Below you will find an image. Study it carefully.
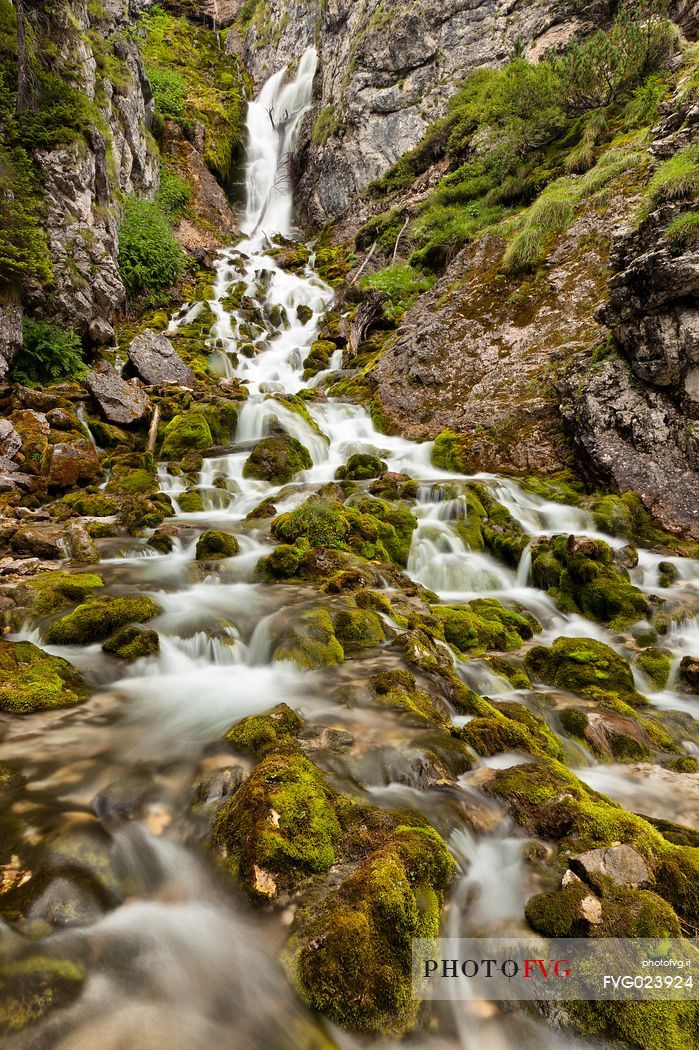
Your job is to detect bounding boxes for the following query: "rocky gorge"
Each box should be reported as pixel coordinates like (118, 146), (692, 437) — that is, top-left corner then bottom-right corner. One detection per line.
(0, 1), (698, 1049)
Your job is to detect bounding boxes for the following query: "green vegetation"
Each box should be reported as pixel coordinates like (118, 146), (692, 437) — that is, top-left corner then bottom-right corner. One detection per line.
(360, 4), (677, 276)
(101, 625), (160, 662)
(666, 211), (699, 252)
(530, 534), (650, 629)
(647, 144), (699, 204)
(141, 4), (248, 187)
(195, 529), (240, 560)
(243, 434), (313, 484)
(46, 595), (162, 645)
(11, 319), (87, 386)
(156, 169), (192, 217)
(359, 264), (435, 321)
(117, 197), (186, 299)
(0, 639), (87, 713)
(525, 636), (649, 708)
(434, 599), (538, 654)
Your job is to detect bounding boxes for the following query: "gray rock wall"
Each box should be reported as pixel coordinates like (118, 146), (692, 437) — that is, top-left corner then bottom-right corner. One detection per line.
(233, 0), (612, 226)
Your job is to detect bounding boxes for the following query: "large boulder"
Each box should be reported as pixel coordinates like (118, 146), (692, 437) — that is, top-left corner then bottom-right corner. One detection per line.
(86, 361), (151, 425)
(45, 440), (102, 491)
(128, 330), (196, 388)
(243, 434), (312, 484)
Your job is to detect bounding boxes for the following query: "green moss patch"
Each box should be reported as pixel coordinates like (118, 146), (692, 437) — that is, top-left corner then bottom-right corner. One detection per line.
(0, 640), (87, 713)
(243, 434), (312, 484)
(46, 595), (162, 646)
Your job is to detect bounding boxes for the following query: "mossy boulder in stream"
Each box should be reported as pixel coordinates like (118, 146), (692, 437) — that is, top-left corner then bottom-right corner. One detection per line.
(434, 599), (538, 653)
(289, 823), (455, 1033)
(160, 413), (213, 458)
(525, 636), (648, 707)
(634, 647), (672, 690)
(370, 669), (452, 728)
(273, 499), (349, 549)
(531, 534), (650, 628)
(333, 608), (385, 651)
(0, 641), (87, 713)
(212, 749), (342, 897)
(102, 625), (160, 662)
(0, 955), (86, 1037)
(525, 883), (681, 938)
(484, 757), (699, 925)
(336, 454), (387, 481)
(344, 496), (417, 566)
(46, 595), (162, 645)
(195, 530), (239, 560)
(272, 608), (344, 669)
(225, 704), (304, 755)
(243, 434), (312, 484)
(19, 571), (104, 616)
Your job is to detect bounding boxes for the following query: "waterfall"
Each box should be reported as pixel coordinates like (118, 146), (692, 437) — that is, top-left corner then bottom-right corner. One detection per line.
(242, 48), (318, 238)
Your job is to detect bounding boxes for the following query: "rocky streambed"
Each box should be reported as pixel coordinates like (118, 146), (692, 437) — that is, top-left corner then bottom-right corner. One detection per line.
(0, 49), (698, 1050)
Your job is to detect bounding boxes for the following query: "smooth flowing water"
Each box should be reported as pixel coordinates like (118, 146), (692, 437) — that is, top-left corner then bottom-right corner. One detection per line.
(2, 49), (698, 1050)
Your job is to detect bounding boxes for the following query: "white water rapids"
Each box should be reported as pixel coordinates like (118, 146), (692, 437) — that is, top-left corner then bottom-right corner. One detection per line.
(2, 49), (698, 1050)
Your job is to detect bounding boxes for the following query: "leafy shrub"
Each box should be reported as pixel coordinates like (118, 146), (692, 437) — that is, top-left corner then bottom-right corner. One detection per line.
(12, 319), (87, 386)
(118, 197), (185, 297)
(156, 170), (191, 216)
(360, 265), (435, 321)
(550, 8), (677, 114)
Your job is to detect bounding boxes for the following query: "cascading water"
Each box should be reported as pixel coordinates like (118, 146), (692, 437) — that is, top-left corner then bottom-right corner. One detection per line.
(2, 48), (698, 1050)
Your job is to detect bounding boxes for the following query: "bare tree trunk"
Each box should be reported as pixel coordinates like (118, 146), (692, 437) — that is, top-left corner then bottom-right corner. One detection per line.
(16, 0), (34, 114)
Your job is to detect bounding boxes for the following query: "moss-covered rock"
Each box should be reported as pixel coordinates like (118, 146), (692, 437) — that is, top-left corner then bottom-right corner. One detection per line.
(243, 434), (312, 484)
(333, 608), (385, 652)
(0, 955), (86, 1037)
(451, 483), (529, 567)
(525, 884), (681, 938)
(371, 669), (451, 728)
(0, 641), (87, 713)
(161, 413), (213, 458)
(290, 823), (454, 1033)
(273, 499), (349, 549)
(225, 704), (303, 755)
(20, 571), (104, 616)
(61, 493), (120, 517)
(272, 609), (344, 670)
(336, 454), (387, 481)
(484, 757), (699, 925)
(569, 999), (698, 1050)
(212, 749), (342, 897)
(344, 495), (417, 567)
(46, 595), (162, 645)
(195, 530), (239, 560)
(434, 598), (538, 654)
(531, 534), (650, 628)
(177, 489), (204, 513)
(634, 647), (672, 690)
(101, 625), (159, 662)
(303, 339), (335, 379)
(525, 636), (648, 707)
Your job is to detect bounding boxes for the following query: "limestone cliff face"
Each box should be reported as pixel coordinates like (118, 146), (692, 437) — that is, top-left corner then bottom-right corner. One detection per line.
(24, 1), (159, 346)
(233, 0), (614, 227)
